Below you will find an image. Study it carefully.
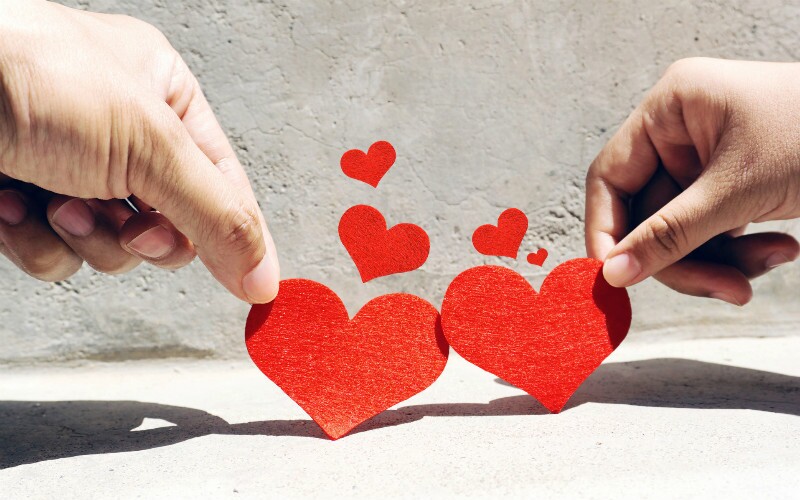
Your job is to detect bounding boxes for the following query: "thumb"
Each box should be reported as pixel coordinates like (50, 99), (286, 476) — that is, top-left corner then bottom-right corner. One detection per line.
(127, 100), (279, 303)
(602, 179), (743, 288)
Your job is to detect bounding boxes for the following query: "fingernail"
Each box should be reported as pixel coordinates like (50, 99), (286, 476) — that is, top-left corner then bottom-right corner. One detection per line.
(243, 254), (280, 304)
(765, 252), (792, 269)
(0, 191), (27, 225)
(52, 199), (96, 237)
(128, 226), (174, 259)
(603, 253), (642, 287)
(710, 292), (742, 306)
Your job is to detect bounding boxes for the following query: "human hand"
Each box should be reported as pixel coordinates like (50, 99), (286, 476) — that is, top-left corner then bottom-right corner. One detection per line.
(0, 0), (279, 303)
(586, 58), (800, 305)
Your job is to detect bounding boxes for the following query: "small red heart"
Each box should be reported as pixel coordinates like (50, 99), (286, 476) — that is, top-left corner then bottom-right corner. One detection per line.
(527, 248), (548, 266)
(340, 141), (396, 188)
(246, 279), (448, 440)
(471, 208), (528, 258)
(339, 205), (430, 282)
(441, 258), (631, 413)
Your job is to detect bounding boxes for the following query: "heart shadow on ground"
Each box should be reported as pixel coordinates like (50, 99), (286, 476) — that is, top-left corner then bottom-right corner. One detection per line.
(1, 358), (798, 469)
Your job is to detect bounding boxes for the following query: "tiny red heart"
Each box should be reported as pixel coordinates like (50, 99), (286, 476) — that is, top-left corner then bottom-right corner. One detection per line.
(246, 279), (448, 440)
(441, 258), (631, 413)
(471, 208), (528, 259)
(340, 141), (396, 188)
(339, 205), (430, 282)
(526, 248), (548, 266)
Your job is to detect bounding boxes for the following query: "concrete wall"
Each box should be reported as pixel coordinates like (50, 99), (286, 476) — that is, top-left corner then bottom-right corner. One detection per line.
(2, 0), (798, 364)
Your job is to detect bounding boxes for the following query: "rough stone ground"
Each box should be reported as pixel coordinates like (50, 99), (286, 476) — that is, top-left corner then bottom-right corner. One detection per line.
(1, 334), (798, 498)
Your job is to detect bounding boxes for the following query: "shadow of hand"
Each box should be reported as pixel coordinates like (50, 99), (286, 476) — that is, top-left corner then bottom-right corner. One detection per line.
(2, 358), (797, 469)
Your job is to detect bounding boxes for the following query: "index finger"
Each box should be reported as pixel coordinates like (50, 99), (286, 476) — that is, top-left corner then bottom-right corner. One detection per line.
(585, 106), (660, 260)
(167, 67), (281, 284)
(128, 96), (278, 304)
(166, 65), (259, 201)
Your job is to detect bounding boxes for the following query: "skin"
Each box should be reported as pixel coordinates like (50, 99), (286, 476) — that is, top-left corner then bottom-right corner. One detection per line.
(586, 57), (800, 305)
(0, 0), (279, 303)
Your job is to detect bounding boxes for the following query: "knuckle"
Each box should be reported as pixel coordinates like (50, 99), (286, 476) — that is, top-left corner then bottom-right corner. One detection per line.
(23, 252), (82, 282)
(87, 256), (139, 276)
(586, 159), (599, 183)
(125, 98), (183, 201)
(120, 14), (172, 46)
(132, 98), (178, 149)
(220, 205), (263, 258)
(154, 254), (196, 272)
(664, 57), (704, 80)
(643, 212), (688, 258)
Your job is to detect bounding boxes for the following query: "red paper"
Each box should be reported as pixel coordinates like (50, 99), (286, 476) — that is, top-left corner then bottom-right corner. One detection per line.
(527, 248), (548, 266)
(440, 258), (631, 413)
(340, 141), (396, 188)
(339, 205), (430, 282)
(246, 279), (448, 440)
(471, 208), (528, 258)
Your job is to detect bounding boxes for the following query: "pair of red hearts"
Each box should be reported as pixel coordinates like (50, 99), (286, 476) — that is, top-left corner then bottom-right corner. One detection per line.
(245, 258), (631, 440)
(339, 141), (430, 282)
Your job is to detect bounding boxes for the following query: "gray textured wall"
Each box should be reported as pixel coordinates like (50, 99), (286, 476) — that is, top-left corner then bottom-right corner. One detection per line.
(2, 0), (799, 364)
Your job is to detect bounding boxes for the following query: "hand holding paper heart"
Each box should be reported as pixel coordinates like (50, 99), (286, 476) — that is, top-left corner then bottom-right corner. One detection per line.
(586, 59), (800, 303)
(0, 1), (279, 305)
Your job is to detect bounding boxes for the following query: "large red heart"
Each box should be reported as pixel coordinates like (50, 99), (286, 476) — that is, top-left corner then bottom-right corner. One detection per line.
(440, 258), (631, 413)
(339, 205), (430, 282)
(340, 141), (396, 188)
(471, 208), (528, 258)
(246, 279), (448, 440)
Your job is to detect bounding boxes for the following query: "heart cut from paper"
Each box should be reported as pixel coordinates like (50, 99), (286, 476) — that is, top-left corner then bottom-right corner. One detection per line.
(471, 208), (528, 258)
(527, 248), (548, 266)
(440, 258), (631, 413)
(246, 279), (448, 440)
(340, 140), (396, 188)
(339, 204), (430, 282)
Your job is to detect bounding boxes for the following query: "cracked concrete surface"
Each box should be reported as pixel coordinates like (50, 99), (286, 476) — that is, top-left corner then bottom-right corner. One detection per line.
(1, 1), (800, 363)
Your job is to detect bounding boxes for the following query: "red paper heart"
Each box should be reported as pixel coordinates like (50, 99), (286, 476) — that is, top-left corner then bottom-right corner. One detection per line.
(339, 205), (430, 282)
(527, 248), (548, 266)
(246, 279), (448, 440)
(340, 141), (396, 188)
(471, 208), (528, 258)
(440, 258), (631, 413)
